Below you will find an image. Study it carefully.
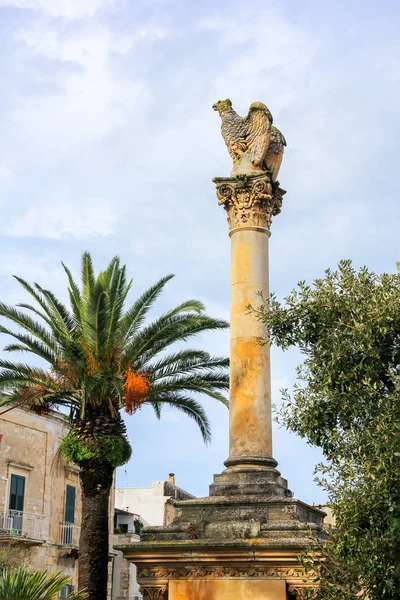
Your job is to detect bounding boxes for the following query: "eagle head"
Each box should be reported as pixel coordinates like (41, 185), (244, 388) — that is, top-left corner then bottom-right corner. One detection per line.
(248, 101), (273, 123)
(212, 99), (233, 114)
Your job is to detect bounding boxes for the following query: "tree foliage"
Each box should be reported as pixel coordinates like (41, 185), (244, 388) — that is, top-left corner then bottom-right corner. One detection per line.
(253, 260), (400, 599)
(0, 252), (229, 453)
(0, 252), (229, 600)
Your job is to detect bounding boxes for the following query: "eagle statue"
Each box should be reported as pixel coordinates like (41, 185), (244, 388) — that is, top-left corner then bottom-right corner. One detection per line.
(212, 99), (286, 180)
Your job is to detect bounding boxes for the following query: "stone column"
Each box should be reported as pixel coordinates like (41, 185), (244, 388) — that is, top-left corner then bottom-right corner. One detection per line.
(214, 174), (285, 470)
(120, 103), (327, 600)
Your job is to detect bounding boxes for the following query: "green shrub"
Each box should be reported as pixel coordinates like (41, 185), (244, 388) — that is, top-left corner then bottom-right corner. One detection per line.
(60, 431), (131, 468)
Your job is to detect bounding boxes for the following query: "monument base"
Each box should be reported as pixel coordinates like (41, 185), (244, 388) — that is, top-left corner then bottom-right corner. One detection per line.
(210, 454), (288, 496)
(170, 578), (286, 600)
(119, 461), (327, 599)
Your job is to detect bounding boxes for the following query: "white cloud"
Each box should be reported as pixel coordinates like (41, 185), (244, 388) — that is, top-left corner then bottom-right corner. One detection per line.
(0, 165), (13, 183)
(0, 251), (68, 307)
(1, 196), (121, 239)
(7, 22), (150, 161)
(199, 7), (318, 96)
(0, 166), (15, 207)
(0, 0), (116, 18)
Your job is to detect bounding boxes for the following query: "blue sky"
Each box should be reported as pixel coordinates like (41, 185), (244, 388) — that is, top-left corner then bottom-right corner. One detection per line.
(0, 0), (399, 505)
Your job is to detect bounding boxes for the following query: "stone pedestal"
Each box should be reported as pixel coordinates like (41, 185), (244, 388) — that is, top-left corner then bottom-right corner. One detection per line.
(119, 173), (326, 599)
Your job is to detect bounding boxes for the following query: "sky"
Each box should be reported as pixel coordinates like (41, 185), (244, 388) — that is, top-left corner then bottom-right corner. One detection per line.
(0, 0), (399, 506)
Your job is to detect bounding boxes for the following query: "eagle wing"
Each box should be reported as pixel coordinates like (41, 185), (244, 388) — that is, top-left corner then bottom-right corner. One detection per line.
(265, 126), (286, 181)
(246, 106), (272, 167)
(220, 110), (248, 154)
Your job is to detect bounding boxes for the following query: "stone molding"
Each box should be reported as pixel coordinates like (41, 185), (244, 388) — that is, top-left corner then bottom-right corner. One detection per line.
(138, 585), (168, 600)
(6, 459), (34, 470)
(137, 566), (309, 580)
(224, 455), (278, 469)
(213, 174), (285, 233)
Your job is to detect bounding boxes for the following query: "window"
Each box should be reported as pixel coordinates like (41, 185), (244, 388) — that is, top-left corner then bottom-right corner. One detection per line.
(64, 485), (76, 524)
(9, 474), (25, 535)
(63, 485), (76, 545)
(60, 584), (74, 599)
(9, 474), (25, 512)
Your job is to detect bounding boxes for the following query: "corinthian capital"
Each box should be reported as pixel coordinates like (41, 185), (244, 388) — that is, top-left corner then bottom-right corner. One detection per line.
(213, 173), (285, 234)
(138, 585), (168, 600)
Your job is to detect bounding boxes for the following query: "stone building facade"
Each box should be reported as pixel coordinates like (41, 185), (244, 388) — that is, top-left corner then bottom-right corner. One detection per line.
(116, 475), (195, 527)
(113, 476), (194, 600)
(0, 406), (114, 598)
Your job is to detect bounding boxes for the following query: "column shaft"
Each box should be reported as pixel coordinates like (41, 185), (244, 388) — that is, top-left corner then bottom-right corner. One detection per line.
(229, 228), (272, 460)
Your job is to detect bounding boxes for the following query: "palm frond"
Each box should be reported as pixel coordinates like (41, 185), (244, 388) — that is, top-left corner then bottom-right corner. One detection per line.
(107, 264), (131, 347)
(0, 567), (85, 599)
(120, 274), (175, 340)
(0, 325), (56, 363)
(150, 350), (229, 379)
(81, 252), (96, 305)
(125, 313), (228, 367)
(17, 303), (52, 327)
(0, 303), (58, 353)
(13, 276), (53, 322)
(146, 394), (212, 442)
(62, 262), (82, 325)
(0, 359), (52, 381)
(149, 375), (229, 406)
(35, 284), (75, 338)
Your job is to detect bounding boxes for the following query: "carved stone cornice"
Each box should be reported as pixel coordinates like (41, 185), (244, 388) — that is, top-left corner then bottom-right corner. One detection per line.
(213, 174), (285, 234)
(138, 585), (168, 600)
(137, 566), (309, 580)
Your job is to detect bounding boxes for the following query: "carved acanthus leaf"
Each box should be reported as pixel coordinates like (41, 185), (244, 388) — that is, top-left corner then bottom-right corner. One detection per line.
(138, 585), (168, 600)
(214, 175), (285, 232)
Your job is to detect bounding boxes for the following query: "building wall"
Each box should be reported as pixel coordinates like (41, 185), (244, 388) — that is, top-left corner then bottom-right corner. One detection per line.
(320, 504), (336, 527)
(0, 408), (82, 591)
(116, 480), (195, 527)
(114, 480), (195, 599)
(115, 482), (167, 526)
(0, 407), (115, 598)
(115, 513), (135, 531)
(112, 533), (141, 600)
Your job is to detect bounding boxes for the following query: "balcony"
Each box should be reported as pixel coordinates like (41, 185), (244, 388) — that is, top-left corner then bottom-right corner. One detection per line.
(59, 522), (80, 547)
(0, 509), (48, 545)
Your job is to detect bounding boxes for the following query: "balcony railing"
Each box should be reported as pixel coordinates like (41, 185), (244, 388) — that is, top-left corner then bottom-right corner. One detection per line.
(59, 522), (80, 546)
(0, 509), (48, 541)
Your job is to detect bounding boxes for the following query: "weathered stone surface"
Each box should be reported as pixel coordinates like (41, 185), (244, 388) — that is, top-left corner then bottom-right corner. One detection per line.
(138, 492), (325, 543)
(117, 482), (326, 595)
(212, 100), (286, 181)
(169, 578), (287, 600)
(209, 464), (288, 497)
(214, 175), (284, 233)
(216, 174), (280, 468)
(118, 107), (324, 598)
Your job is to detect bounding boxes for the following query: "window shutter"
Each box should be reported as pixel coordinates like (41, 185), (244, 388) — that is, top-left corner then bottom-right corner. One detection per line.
(64, 485), (76, 524)
(9, 475), (25, 511)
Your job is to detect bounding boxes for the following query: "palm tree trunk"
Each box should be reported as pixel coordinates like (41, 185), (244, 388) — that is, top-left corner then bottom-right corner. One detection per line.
(78, 458), (114, 600)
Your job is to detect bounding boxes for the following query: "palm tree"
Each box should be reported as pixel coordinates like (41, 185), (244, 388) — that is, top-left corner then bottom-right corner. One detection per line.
(0, 567), (85, 599)
(0, 253), (229, 600)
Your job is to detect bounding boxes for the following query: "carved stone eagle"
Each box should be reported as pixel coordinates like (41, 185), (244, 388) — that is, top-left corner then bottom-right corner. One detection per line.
(212, 99), (286, 180)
